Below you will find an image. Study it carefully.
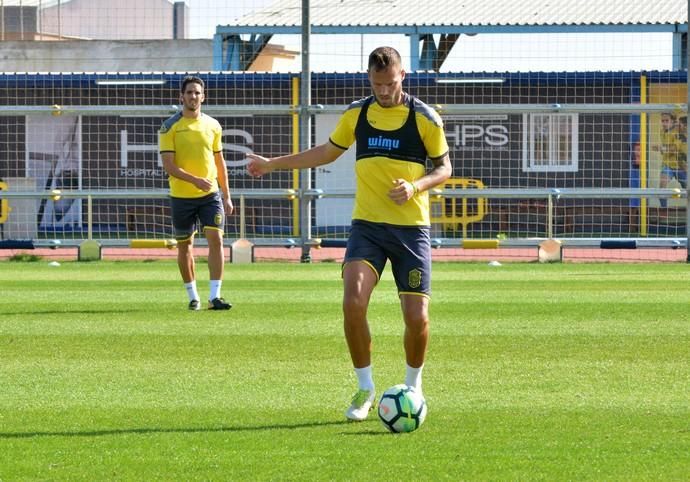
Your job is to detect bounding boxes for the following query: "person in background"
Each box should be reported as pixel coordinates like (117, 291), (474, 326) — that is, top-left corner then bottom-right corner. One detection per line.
(629, 141), (641, 232)
(159, 76), (233, 311)
(657, 113), (686, 210)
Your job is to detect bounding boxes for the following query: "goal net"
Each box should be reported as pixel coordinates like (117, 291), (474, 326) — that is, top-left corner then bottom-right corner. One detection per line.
(0, 0), (687, 263)
(0, 71), (685, 254)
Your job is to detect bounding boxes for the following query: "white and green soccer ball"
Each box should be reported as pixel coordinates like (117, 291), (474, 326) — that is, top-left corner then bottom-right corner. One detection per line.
(377, 384), (427, 433)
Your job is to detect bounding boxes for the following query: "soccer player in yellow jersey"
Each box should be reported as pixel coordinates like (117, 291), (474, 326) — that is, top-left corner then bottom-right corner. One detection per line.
(247, 47), (452, 421)
(159, 76), (233, 310)
(656, 112), (687, 208)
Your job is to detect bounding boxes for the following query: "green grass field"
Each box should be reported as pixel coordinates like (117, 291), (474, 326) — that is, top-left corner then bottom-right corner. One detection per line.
(1, 259), (689, 480)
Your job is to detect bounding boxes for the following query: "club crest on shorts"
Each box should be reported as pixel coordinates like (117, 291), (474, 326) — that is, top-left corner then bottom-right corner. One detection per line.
(408, 268), (422, 289)
(214, 213), (223, 226)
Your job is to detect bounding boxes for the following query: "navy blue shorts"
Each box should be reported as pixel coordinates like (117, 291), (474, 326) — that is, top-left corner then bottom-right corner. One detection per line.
(169, 191), (225, 241)
(344, 219), (431, 296)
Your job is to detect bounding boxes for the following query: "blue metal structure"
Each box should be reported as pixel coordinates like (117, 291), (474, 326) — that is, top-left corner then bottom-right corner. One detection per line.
(214, 23), (689, 72)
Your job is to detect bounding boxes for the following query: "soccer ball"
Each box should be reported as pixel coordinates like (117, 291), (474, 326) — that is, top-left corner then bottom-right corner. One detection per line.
(377, 384), (427, 433)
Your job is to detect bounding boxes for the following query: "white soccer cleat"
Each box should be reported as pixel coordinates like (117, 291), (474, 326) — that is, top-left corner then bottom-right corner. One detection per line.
(345, 388), (376, 421)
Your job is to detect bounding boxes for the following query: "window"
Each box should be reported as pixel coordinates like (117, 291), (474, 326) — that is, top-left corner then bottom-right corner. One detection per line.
(523, 113), (578, 172)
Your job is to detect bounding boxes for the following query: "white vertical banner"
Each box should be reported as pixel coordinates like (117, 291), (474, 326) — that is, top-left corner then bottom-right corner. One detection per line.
(25, 115), (83, 229)
(314, 114), (355, 229)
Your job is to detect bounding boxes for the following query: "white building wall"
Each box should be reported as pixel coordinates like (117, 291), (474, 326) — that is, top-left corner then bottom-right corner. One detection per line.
(40, 0), (179, 40)
(0, 39), (213, 72)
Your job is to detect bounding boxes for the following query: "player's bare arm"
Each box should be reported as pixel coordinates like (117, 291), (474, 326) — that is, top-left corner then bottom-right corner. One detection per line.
(388, 153), (452, 205)
(162, 152), (214, 192)
(247, 141), (344, 177)
(214, 151), (234, 215)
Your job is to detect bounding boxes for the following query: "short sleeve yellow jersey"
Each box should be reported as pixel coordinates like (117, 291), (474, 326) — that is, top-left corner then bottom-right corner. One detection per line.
(660, 127), (684, 170)
(329, 94), (448, 226)
(159, 113), (223, 198)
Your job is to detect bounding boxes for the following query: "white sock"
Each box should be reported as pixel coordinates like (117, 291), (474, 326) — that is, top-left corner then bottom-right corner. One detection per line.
(354, 366), (374, 391)
(405, 363), (424, 392)
(184, 281), (199, 302)
(209, 279), (222, 300)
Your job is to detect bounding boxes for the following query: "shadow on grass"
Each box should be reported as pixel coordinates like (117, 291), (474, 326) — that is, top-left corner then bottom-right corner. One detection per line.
(2, 309), (141, 316)
(0, 420), (355, 439)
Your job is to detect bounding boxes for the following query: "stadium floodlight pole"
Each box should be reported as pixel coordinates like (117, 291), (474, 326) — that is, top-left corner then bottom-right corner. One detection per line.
(298, 0), (312, 263)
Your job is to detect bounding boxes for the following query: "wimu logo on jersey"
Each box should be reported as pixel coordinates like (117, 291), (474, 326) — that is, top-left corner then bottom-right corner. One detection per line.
(368, 135), (400, 151)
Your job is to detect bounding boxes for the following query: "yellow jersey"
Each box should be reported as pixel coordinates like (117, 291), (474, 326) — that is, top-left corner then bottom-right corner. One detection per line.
(329, 94), (449, 226)
(159, 113), (223, 198)
(660, 127), (684, 170)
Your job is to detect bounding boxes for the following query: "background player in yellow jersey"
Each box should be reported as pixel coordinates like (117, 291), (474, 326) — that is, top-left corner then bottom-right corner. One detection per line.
(247, 47), (452, 421)
(159, 76), (233, 310)
(656, 112), (687, 209)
